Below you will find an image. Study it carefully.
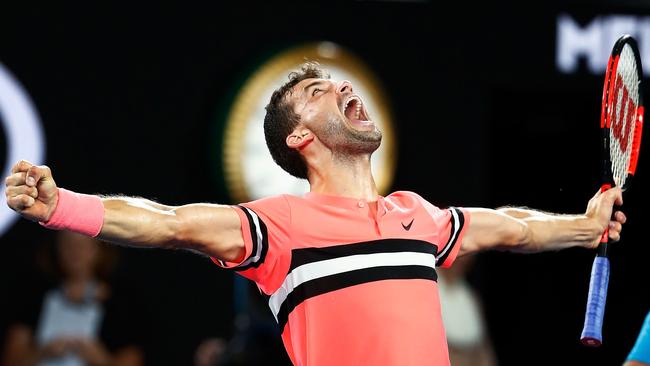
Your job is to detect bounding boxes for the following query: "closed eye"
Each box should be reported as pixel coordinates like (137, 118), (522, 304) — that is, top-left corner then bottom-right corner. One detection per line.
(312, 88), (322, 96)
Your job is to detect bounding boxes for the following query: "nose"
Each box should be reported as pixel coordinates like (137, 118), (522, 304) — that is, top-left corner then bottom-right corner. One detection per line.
(337, 80), (353, 95)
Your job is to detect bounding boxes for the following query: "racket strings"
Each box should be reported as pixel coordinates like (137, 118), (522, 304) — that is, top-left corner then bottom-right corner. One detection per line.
(610, 45), (640, 188)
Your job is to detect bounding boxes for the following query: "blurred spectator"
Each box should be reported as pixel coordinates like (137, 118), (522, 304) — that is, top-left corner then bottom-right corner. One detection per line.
(624, 310), (650, 366)
(194, 279), (290, 366)
(438, 255), (497, 366)
(194, 336), (227, 366)
(2, 231), (144, 366)
(194, 320), (287, 366)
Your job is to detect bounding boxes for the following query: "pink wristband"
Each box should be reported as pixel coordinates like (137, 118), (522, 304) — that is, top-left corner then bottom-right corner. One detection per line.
(39, 188), (105, 237)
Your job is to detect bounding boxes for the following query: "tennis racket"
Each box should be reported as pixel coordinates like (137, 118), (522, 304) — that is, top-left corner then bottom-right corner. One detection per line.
(580, 34), (644, 347)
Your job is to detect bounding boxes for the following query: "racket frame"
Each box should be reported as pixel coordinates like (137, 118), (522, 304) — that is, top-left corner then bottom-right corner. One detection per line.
(581, 34), (644, 347)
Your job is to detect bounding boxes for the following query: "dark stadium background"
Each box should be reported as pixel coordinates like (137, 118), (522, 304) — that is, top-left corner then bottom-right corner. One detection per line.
(1, 2), (648, 365)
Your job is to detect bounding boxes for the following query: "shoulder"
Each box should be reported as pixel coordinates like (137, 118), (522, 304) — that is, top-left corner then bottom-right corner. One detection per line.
(387, 191), (468, 227)
(387, 190), (421, 201)
(240, 194), (293, 211)
(236, 194), (299, 229)
(387, 191), (439, 209)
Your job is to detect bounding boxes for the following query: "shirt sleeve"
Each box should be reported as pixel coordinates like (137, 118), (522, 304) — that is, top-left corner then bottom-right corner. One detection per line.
(415, 194), (470, 268)
(210, 195), (291, 293)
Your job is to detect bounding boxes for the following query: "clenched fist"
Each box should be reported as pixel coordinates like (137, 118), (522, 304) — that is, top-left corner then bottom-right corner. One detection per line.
(5, 160), (58, 222)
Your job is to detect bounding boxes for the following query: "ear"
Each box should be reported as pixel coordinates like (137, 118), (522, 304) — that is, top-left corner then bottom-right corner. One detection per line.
(286, 127), (314, 149)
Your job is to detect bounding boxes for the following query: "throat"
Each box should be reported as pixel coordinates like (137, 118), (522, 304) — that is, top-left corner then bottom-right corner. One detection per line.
(307, 156), (378, 201)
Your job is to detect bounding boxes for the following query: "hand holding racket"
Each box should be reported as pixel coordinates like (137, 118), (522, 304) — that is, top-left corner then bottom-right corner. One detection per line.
(581, 34), (644, 347)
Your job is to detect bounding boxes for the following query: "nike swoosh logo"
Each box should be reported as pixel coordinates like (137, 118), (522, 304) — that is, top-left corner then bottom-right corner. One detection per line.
(402, 218), (414, 231)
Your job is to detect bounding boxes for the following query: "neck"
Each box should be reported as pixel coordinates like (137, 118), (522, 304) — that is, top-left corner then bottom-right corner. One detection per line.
(307, 152), (378, 201)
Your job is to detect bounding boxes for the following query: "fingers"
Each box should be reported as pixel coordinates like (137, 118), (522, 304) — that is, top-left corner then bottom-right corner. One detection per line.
(5, 172), (37, 208)
(5, 172), (26, 187)
(600, 186), (623, 205)
(590, 186), (623, 211)
(614, 210), (627, 224)
(608, 221), (621, 241)
(8, 161), (51, 187)
(25, 165), (51, 187)
(612, 187), (623, 206)
(11, 159), (33, 174)
(609, 220), (622, 233)
(4, 161), (57, 223)
(8, 194), (35, 210)
(608, 213), (625, 242)
(6, 185), (38, 199)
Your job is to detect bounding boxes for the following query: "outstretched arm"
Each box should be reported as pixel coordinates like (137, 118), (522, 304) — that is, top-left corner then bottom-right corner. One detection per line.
(100, 197), (245, 261)
(5, 160), (245, 262)
(459, 187), (626, 256)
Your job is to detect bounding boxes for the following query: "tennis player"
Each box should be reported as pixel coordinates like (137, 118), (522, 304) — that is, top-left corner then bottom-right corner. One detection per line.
(6, 62), (626, 366)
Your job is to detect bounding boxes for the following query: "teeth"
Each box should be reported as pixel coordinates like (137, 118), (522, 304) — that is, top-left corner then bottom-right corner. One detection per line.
(344, 96), (363, 120)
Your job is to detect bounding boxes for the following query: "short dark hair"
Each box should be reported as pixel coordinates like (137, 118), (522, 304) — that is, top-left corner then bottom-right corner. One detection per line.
(264, 62), (329, 179)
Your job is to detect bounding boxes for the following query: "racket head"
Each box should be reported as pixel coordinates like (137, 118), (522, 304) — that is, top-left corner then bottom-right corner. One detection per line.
(601, 34), (644, 191)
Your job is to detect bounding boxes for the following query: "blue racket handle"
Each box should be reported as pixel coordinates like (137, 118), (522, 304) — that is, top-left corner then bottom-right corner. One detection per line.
(580, 256), (610, 346)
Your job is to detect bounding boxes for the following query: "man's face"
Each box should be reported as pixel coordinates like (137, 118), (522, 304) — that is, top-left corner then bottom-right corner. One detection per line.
(288, 78), (382, 154)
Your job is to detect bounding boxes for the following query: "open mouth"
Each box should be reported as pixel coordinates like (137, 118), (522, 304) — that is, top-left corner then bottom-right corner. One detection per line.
(342, 95), (372, 128)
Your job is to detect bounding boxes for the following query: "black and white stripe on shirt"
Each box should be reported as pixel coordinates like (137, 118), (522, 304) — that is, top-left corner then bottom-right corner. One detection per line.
(268, 239), (439, 329)
(435, 207), (465, 265)
(220, 205), (268, 270)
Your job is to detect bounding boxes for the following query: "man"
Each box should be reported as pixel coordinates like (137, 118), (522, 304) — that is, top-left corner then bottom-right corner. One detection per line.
(6, 62), (626, 366)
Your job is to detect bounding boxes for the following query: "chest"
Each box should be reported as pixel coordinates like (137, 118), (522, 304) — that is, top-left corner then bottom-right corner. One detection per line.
(290, 203), (440, 248)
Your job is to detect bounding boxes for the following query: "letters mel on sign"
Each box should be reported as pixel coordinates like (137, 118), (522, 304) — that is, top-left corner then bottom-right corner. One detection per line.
(556, 14), (650, 76)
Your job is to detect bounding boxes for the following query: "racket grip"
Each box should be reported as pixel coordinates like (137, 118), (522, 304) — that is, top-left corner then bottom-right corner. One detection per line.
(580, 256), (610, 346)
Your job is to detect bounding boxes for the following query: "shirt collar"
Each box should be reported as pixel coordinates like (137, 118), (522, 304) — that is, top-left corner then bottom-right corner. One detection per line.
(303, 192), (389, 215)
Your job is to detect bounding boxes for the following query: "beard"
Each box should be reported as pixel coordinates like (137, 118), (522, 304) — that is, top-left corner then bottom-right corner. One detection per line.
(315, 114), (382, 156)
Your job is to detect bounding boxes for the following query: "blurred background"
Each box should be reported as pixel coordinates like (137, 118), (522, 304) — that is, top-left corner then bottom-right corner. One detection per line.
(1, 1), (649, 365)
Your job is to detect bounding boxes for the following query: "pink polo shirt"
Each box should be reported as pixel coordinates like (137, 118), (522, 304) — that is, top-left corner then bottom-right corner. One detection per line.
(212, 191), (470, 366)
